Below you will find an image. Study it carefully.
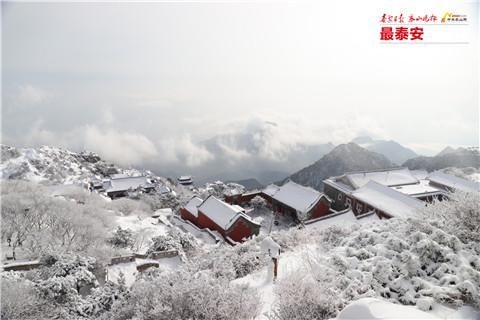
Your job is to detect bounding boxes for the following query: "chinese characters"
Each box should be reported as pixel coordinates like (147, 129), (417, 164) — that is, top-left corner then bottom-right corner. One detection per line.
(380, 26), (423, 41)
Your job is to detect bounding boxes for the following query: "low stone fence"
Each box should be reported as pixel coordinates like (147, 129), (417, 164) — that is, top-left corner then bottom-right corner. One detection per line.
(148, 250), (179, 259)
(110, 255), (136, 265)
(110, 250), (179, 266)
(136, 261), (160, 272)
(2, 260), (42, 272)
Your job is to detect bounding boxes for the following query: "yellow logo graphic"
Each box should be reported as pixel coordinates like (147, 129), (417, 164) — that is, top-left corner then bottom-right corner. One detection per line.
(441, 12), (467, 23)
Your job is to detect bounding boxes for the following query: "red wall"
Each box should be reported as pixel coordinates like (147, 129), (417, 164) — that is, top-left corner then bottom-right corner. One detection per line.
(197, 210), (258, 243)
(226, 217), (259, 242)
(180, 208), (198, 225)
(307, 198), (331, 220)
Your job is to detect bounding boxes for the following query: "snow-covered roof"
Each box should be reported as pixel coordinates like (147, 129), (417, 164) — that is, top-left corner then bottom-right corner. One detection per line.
(104, 176), (153, 193)
(184, 197), (203, 217)
(243, 190), (262, 197)
(263, 184), (280, 197)
(428, 171), (480, 193)
(352, 181), (424, 219)
(305, 209), (379, 230)
(271, 181), (324, 213)
(344, 168), (419, 189)
(306, 210), (358, 229)
(197, 195), (259, 230)
(390, 179), (444, 197)
(411, 169), (428, 180)
(178, 175), (192, 181)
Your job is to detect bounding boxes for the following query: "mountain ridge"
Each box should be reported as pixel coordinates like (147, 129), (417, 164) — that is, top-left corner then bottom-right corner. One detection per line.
(352, 136), (417, 164)
(287, 142), (395, 191)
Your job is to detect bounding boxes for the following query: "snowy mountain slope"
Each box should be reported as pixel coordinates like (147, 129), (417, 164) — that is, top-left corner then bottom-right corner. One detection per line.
(0, 145), (256, 212)
(403, 147), (480, 172)
(287, 143), (394, 191)
(1, 144), (124, 184)
(352, 136), (418, 164)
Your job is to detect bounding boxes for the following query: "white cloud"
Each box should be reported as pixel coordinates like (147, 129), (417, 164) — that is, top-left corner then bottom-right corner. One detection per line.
(84, 126), (158, 167)
(213, 114), (391, 163)
(157, 135), (214, 167)
(16, 85), (50, 106)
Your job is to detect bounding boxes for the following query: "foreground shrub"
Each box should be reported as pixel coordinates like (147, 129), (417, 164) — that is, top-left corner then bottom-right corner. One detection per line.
(103, 270), (261, 320)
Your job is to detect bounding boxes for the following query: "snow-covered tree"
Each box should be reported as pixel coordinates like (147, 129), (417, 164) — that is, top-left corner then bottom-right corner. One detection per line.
(102, 270), (261, 320)
(108, 227), (134, 248)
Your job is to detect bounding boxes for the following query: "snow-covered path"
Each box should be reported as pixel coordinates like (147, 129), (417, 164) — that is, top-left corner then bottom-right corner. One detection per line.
(233, 244), (321, 319)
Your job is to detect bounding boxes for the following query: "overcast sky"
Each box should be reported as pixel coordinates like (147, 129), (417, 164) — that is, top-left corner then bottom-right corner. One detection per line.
(2, 0), (479, 171)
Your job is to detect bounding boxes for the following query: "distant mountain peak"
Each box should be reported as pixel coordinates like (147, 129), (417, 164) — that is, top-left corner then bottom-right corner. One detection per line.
(436, 146), (457, 157)
(404, 146), (480, 171)
(286, 143), (394, 191)
(349, 137), (417, 165)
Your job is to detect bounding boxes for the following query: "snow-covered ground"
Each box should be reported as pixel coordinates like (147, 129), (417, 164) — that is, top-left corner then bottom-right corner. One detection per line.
(172, 217), (221, 246)
(106, 256), (182, 287)
(114, 215), (169, 253)
(233, 243), (320, 319)
(338, 298), (479, 320)
(235, 243), (480, 320)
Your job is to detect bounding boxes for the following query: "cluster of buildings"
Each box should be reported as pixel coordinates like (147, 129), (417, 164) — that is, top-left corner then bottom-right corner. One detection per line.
(180, 167), (479, 243)
(86, 168), (477, 244)
(181, 180), (333, 243)
(323, 168), (478, 219)
(88, 174), (170, 199)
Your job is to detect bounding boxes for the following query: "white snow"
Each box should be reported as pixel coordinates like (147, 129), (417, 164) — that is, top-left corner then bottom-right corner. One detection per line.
(233, 244), (317, 319)
(337, 298), (438, 319)
(352, 181), (424, 218)
(114, 215), (169, 253)
(263, 184), (280, 197)
(411, 169), (429, 180)
(172, 216), (221, 245)
(261, 237), (281, 258)
(391, 179), (444, 197)
(197, 195), (258, 230)
(104, 176), (152, 193)
(428, 171), (480, 193)
(345, 168), (419, 189)
(305, 210), (379, 231)
(271, 181), (323, 213)
(337, 298), (479, 320)
(152, 207), (173, 218)
(107, 256), (182, 287)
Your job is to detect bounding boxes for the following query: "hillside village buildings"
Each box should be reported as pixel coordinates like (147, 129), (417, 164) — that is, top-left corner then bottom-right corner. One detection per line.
(323, 167), (480, 219)
(323, 168), (446, 212)
(88, 175), (168, 199)
(224, 181), (332, 222)
(90, 167), (477, 244)
(427, 171), (480, 193)
(219, 168), (478, 237)
(267, 181), (331, 221)
(180, 195), (261, 243)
